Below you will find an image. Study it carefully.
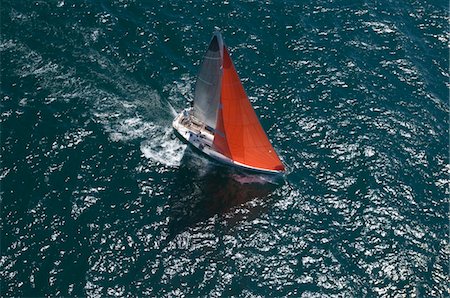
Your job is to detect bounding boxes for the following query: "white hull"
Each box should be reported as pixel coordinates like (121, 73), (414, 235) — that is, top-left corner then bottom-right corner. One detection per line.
(172, 108), (283, 175)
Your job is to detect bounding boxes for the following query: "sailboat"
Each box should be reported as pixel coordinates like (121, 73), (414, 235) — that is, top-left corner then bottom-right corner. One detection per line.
(173, 31), (285, 175)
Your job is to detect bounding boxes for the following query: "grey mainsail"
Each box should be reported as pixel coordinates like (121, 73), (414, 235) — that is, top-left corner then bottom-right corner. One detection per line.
(192, 31), (224, 129)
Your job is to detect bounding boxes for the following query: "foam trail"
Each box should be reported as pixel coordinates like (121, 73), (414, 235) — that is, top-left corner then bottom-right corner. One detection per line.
(140, 126), (186, 167)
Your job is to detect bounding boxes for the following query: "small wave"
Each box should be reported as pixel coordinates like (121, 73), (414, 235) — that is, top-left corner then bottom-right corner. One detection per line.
(363, 21), (397, 34)
(71, 195), (100, 220)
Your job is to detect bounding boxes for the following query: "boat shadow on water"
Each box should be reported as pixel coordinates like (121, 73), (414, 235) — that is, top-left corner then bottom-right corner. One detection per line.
(167, 147), (283, 239)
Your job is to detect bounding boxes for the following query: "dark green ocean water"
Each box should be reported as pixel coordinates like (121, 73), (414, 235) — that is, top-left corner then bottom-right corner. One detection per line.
(1, 0), (449, 297)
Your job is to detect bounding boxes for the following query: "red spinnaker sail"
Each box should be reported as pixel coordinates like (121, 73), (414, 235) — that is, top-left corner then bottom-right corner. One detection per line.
(213, 47), (285, 172)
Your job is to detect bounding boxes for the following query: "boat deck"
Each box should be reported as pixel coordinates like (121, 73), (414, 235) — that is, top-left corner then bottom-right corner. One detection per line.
(173, 109), (214, 149)
(173, 108), (283, 175)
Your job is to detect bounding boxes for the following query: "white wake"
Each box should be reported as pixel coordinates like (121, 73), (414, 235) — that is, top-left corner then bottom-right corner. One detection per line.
(140, 126), (186, 167)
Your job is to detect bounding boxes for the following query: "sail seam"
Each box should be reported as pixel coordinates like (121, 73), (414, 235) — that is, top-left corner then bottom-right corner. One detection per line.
(197, 76), (214, 85)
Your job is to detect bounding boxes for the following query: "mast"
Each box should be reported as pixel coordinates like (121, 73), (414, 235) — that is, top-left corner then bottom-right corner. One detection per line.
(192, 31), (224, 129)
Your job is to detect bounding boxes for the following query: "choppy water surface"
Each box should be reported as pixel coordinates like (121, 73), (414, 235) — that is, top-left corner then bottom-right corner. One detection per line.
(1, 0), (449, 296)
